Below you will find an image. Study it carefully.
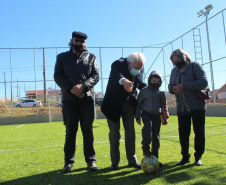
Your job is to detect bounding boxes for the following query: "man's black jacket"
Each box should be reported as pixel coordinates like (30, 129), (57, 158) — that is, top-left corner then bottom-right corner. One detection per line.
(101, 58), (147, 122)
(54, 50), (99, 101)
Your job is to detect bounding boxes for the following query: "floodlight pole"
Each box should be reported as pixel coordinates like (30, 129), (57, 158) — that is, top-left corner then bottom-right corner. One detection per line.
(205, 13), (216, 105)
(199, 6), (216, 105)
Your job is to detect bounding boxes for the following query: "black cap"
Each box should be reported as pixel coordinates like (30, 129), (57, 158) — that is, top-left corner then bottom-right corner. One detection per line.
(72, 31), (88, 40)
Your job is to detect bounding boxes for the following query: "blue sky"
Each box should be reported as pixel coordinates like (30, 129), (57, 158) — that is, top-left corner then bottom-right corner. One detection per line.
(0, 0), (226, 98)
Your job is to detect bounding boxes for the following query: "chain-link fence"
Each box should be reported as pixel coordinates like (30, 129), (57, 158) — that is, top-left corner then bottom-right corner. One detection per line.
(0, 8), (226, 118)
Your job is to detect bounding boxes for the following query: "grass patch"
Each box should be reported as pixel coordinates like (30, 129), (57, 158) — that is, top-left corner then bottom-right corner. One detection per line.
(0, 116), (225, 185)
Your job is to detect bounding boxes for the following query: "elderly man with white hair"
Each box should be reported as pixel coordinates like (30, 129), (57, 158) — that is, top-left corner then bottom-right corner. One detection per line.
(101, 53), (147, 170)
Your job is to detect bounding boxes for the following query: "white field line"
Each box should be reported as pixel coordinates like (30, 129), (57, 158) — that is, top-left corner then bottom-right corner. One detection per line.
(0, 135), (178, 152)
(17, 124), (26, 128)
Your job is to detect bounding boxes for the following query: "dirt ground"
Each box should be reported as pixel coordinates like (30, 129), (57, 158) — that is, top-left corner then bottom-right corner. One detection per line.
(0, 107), (61, 117)
(0, 103), (102, 117)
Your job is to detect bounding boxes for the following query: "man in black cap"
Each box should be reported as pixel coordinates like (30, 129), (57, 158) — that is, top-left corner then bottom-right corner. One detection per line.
(54, 31), (100, 173)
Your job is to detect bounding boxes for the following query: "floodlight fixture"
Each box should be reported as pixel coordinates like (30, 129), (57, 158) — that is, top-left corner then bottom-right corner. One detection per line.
(204, 4), (213, 11)
(197, 4), (213, 17)
(197, 4), (216, 104)
(197, 12), (201, 16)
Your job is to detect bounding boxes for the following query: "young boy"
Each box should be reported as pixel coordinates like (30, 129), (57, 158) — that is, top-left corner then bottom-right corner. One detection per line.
(135, 70), (169, 164)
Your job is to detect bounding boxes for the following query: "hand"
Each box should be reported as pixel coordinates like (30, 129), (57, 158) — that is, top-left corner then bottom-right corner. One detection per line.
(71, 84), (84, 98)
(122, 79), (134, 93)
(172, 84), (183, 94)
(136, 120), (142, 125)
(177, 83), (183, 90)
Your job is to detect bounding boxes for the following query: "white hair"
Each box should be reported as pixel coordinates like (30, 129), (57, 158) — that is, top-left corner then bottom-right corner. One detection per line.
(127, 53), (146, 64)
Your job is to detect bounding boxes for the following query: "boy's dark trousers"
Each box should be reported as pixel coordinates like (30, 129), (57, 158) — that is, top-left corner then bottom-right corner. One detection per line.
(141, 111), (161, 158)
(178, 110), (205, 160)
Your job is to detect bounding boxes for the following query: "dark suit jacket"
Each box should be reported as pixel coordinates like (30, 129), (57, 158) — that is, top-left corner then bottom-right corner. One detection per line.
(101, 58), (147, 122)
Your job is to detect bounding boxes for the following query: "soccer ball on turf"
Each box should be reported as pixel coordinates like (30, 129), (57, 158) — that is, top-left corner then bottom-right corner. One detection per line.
(141, 155), (159, 174)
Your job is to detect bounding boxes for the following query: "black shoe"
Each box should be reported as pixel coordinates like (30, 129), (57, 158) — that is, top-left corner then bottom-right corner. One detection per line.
(110, 164), (119, 170)
(128, 162), (141, 169)
(87, 161), (98, 171)
(158, 162), (163, 167)
(195, 158), (203, 166)
(62, 164), (73, 173)
(176, 158), (190, 166)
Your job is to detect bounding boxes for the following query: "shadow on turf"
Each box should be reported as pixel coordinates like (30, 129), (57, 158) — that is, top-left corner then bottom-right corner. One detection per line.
(1, 162), (225, 185)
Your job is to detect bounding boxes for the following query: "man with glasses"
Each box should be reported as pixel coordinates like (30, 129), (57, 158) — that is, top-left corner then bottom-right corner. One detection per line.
(54, 31), (99, 173)
(101, 53), (147, 170)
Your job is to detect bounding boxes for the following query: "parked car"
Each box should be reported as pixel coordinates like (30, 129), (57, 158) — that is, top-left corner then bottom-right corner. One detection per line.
(95, 98), (103, 106)
(14, 99), (42, 108)
(55, 102), (62, 107)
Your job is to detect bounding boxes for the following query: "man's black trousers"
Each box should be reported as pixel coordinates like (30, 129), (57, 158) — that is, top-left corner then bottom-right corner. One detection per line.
(62, 101), (96, 165)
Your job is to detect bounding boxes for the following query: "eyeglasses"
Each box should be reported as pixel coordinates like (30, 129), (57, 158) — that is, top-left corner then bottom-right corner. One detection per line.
(72, 38), (85, 43)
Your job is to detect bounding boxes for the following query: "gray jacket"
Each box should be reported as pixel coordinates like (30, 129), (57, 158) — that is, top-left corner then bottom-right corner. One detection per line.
(168, 62), (208, 113)
(135, 71), (169, 120)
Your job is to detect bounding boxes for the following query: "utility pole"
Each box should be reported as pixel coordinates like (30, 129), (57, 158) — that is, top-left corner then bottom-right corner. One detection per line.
(17, 79), (19, 101)
(10, 49), (13, 102)
(4, 72), (7, 102)
(24, 83), (26, 98)
(19, 86), (21, 100)
(43, 48), (47, 107)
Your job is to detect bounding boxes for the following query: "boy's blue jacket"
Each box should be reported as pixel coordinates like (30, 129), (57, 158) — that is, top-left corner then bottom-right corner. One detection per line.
(135, 70), (169, 120)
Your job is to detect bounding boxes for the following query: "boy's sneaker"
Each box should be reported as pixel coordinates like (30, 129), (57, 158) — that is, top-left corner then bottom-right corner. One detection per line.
(110, 164), (119, 170)
(176, 158), (190, 166)
(128, 162), (141, 169)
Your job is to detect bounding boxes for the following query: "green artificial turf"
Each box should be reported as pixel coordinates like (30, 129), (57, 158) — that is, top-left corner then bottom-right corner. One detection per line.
(0, 116), (225, 185)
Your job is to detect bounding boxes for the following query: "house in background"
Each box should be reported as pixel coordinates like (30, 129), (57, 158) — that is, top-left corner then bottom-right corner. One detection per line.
(26, 88), (61, 99)
(47, 88), (61, 96)
(215, 83), (226, 99)
(207, 83), (226, 104)
(26, 88), (104, 100)
(26, 90), (44, 99)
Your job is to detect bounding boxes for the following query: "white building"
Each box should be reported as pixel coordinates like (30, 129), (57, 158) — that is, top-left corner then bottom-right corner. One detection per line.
(216, 83), (226, 99)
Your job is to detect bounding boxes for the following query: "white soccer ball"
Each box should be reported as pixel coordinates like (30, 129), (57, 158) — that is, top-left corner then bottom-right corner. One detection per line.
(141, 155), (159, 174)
